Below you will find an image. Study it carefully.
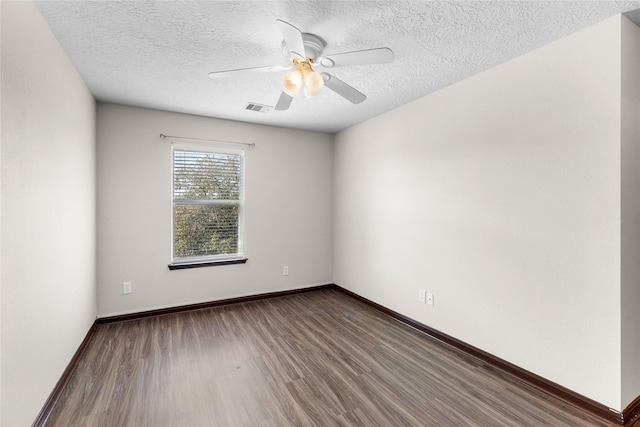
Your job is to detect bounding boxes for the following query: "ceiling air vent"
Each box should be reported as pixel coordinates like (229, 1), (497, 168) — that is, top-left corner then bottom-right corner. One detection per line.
(245, 102), (273, 113)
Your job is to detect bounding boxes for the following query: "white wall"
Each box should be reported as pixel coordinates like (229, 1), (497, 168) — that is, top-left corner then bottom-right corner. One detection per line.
(96, 104), (333, 317)
(621, 16), (640, 409)
(1, 2), (97, 425)
(334, 15), (627, 410)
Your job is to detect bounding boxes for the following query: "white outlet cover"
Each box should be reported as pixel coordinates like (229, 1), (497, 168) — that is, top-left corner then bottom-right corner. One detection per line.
(427, 292), (434, 306)
(418, 290), (426, 303)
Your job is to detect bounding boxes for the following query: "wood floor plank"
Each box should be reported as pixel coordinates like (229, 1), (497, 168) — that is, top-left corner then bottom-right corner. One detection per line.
(45, 289), (613, 426)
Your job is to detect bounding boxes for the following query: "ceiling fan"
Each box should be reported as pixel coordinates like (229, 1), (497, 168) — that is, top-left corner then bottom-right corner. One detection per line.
(208, 19), (395, 111)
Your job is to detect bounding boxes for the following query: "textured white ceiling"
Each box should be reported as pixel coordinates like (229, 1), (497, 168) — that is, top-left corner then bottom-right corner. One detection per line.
(35, 1), (640, 134)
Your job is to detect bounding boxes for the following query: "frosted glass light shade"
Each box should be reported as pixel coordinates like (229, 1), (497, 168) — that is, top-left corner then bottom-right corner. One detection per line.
(283, 70), (303, 96)
(303, 71), (324, 98)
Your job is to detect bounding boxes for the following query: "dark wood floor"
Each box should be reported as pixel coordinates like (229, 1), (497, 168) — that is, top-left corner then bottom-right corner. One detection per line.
(45, 289), (614, 426)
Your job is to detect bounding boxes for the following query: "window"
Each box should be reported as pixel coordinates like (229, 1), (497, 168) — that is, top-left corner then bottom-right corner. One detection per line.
(170, 146), (246, 269)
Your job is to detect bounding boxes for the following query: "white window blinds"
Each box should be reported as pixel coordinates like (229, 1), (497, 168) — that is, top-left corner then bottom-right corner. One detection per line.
(172, 147), (244, 263)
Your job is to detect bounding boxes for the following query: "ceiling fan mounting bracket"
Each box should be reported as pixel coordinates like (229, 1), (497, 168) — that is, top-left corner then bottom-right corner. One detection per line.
(282, 33), (326, 61)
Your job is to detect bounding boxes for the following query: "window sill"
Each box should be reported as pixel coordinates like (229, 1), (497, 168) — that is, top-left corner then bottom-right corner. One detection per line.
(168, 258), (248, 270)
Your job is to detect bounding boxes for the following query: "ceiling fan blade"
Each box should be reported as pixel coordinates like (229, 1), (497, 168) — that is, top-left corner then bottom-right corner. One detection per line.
(321, 73), (366, 104)
(274, 92), (294, 111)
(276, 19), (306, 60)
(208, 65), (290, 79)
(318, 48), (394, 68)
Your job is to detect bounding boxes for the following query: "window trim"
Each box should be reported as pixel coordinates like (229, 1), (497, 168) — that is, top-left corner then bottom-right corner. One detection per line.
(169, 143), (246, 269)
(168, 257), (248, 270)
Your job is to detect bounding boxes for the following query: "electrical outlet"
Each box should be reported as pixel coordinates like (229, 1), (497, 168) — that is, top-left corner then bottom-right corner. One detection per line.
(282, 266), (289, 276)
(427, 292), (434, 306)
(418, 289), (426, 303)
(123, 282), (132, 294)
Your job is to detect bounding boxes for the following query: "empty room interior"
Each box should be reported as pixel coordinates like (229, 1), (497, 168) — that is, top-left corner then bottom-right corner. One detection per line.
(3, 1), (640, 426)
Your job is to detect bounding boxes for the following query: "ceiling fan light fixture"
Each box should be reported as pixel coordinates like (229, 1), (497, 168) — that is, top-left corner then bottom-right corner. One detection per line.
(303, 71), (324, 98)
(283, 70), (302, 96)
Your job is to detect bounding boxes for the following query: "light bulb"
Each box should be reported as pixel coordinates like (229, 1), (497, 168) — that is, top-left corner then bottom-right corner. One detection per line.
(303, 71), (324, 98)
(283, 70), (302, 96)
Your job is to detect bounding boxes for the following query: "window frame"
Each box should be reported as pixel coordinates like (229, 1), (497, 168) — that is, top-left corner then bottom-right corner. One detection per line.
(169, 143), (247, 270)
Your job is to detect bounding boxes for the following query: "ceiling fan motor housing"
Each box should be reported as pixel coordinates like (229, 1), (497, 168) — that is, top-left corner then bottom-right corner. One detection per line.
(282, 33), (326, 62)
